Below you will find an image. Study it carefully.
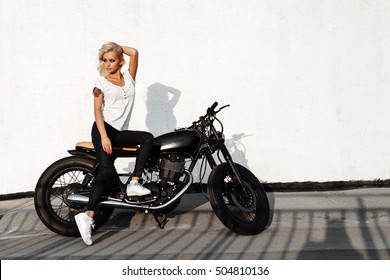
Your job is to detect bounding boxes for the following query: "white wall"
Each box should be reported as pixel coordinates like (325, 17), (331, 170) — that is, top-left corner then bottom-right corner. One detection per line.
(1, 0), (390, 195)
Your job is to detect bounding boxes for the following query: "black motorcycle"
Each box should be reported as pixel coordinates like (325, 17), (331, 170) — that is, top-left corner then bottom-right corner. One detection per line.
(34, 102), (270, 236)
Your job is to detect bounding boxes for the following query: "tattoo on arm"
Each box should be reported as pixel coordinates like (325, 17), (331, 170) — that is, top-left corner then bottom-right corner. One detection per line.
(93, 87), (102, 97)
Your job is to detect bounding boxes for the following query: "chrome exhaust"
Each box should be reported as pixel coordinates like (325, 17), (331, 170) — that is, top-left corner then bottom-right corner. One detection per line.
(66, 171), (193, 211)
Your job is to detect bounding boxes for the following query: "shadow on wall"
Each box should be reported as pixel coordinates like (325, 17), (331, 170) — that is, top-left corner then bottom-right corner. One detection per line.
(224, 133), (251, 169)
(145, 83), (181, 137)
(124, 82), (181, 173)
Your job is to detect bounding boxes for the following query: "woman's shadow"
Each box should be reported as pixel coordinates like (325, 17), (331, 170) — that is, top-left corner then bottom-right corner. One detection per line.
(122, 82), (181, 175)
(145, 82), (181, 137)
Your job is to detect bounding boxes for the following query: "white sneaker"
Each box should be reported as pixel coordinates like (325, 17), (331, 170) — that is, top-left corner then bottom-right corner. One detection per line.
(126, 180), (151, 196)
(75, 212), (94, 246)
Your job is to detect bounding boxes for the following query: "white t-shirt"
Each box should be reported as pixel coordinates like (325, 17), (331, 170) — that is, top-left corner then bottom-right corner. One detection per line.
(94, 71), (136, 131)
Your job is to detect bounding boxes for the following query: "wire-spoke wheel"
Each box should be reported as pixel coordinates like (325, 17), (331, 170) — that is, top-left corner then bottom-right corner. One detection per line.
(34, 156), (113, 237)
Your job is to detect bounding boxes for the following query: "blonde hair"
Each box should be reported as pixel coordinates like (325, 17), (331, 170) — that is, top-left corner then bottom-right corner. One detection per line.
(97, 42), (124, 76)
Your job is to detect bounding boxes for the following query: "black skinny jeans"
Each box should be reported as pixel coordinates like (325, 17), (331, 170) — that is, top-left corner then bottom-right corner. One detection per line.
(87, 122), (154, 212)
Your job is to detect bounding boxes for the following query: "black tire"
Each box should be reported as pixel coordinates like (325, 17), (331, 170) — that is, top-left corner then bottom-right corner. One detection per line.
(34, 156), (114, 237)
(207, 163), (270, 235)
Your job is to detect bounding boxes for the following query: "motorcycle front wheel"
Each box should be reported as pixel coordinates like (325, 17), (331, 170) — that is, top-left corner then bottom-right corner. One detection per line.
(207, 163), (270, 235)
(34, 156), (114, 237)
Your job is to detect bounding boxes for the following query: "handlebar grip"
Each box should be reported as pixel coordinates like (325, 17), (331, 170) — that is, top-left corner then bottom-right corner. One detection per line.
(210, 102), (218, 111)
(207, 102), (218, 114)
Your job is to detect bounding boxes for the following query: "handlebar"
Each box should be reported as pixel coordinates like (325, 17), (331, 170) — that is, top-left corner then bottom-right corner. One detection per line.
(188, 102), (230, 129)
(206, 101), (230, 117)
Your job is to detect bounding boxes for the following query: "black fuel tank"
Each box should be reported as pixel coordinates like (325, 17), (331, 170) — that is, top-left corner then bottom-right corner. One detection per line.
(153, 129), (201, 155)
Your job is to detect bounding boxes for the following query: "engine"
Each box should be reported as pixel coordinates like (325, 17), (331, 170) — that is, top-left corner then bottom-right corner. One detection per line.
(159, 154), (185, 183)
(138, 154), (185, 205)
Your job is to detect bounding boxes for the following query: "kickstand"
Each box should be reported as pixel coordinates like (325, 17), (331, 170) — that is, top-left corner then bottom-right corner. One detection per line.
(153, 213), (169, 229)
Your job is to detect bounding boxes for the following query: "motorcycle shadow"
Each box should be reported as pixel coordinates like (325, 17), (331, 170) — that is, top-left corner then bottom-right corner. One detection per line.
(99, 187), (275, 238)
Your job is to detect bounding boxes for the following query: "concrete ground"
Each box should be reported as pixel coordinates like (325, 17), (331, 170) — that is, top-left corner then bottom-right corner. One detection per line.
(0, 188), (390, 259)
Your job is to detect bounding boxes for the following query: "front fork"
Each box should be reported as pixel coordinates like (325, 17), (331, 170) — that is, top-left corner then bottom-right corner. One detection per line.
(206, 142), (250, 195)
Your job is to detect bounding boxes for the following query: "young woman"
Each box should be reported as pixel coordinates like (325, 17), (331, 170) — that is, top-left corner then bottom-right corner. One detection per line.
(75, 42), (154, 246)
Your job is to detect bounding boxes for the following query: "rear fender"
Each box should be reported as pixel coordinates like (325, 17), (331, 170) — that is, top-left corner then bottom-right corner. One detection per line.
(68, 148), (96, 157)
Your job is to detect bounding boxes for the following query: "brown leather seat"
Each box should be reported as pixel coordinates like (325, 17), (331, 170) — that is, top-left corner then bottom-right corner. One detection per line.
(75, 141), (138, 152)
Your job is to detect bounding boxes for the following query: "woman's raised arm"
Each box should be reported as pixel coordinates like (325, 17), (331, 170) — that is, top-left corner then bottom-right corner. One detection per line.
(122, 46), (139, 80)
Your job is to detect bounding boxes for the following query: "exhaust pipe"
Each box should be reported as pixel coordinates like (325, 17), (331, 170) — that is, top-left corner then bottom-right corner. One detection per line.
(66, 171), (193, 211)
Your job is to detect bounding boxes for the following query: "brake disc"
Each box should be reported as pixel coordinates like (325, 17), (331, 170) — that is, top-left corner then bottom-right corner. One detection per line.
(228, 179), (257, 212)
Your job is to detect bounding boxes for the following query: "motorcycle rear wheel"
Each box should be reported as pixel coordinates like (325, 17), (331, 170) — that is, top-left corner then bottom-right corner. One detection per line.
(207, 163), (270, 235)
(34, 156), (114, 237)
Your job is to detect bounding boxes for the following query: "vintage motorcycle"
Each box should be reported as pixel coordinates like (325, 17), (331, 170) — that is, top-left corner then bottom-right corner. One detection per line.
(34, 102), (270, 236)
